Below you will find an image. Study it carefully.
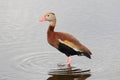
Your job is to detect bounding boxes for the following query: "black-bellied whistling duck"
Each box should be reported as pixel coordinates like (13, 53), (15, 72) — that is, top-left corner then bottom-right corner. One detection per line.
(39, 12), (92, 65)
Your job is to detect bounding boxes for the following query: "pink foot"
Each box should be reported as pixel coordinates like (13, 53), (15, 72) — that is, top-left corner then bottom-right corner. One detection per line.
(67, 57), (72, 65)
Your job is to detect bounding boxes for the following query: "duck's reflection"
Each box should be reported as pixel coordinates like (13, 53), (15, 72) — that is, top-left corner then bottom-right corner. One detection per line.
(47, 64), (91, 80)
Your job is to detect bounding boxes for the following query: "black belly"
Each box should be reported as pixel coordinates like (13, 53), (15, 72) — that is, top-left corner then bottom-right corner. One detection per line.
(58, 42), (82, 57)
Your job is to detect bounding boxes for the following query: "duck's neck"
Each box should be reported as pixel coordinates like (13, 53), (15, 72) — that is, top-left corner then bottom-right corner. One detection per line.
(47, 20), (56, 33)
(50, 20), (56, 27)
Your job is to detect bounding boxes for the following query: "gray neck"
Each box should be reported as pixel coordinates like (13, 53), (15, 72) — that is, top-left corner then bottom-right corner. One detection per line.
(49, 20), (56, 27)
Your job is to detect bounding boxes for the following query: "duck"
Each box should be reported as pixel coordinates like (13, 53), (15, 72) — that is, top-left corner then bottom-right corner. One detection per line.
(39, 12), (92, 65)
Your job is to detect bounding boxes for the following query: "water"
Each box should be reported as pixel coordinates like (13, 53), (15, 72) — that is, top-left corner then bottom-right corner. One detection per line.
(48, 64), (91, 80)
(0, 0), (120, 80)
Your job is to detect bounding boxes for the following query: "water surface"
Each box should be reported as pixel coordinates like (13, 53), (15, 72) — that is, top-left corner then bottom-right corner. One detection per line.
(0, 0), (120, 80)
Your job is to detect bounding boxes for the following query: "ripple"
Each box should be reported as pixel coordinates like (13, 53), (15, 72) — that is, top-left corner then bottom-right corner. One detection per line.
(12, 51), (60, 74)
(48, 64), (91, 76)
(48, 64), (91, 80)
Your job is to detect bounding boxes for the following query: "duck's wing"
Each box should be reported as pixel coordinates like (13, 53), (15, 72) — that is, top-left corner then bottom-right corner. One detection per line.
(55, 32), (92, 58)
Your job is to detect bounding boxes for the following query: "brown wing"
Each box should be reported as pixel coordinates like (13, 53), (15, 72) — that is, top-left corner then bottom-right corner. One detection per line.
(54, 32), (92, 55)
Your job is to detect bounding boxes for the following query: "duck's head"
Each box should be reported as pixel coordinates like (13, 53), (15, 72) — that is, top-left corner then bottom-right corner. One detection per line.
(39, 12), (56, 22)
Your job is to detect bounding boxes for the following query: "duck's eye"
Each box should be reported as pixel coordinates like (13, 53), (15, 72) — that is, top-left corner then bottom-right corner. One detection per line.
(47, 15), (49, 17)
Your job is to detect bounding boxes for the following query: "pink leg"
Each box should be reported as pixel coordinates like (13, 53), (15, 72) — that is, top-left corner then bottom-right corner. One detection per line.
(67, 57), (72, 65)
